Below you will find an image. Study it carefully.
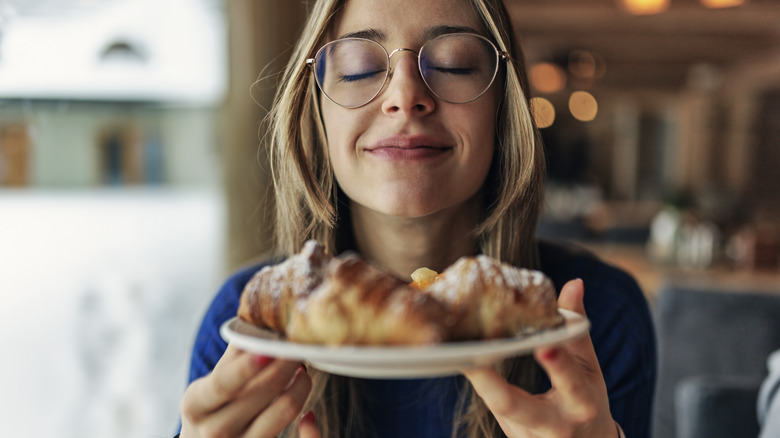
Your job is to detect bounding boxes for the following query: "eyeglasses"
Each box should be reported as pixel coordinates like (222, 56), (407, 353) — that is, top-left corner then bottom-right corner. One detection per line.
(305, 33), (508, 108)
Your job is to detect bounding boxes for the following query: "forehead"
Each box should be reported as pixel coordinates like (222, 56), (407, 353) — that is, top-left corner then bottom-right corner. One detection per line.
(331, 0), (482, 43)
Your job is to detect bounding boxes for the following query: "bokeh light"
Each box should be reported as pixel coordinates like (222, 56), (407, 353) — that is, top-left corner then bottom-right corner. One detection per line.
(529, 62), (567, 94)
(700, 0), (745, 8)
(530, 96), (556, 128)
(568, 91), (598, 122)
(620, 0), (670, 15)
(568, 50), (606, 80)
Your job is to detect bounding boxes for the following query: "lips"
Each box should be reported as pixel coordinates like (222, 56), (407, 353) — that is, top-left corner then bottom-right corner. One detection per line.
(364, 135), (452, 161)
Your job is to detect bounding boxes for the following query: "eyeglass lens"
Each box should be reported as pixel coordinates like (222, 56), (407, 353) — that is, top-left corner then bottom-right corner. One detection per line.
(313, 34), (499, 108)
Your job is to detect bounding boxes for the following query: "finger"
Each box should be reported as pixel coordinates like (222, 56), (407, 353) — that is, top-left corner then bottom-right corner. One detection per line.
(462, 366), (551, 426)
(558, 278), (586, 316)
(537, 345), (615, 433)
(242, 358), (302, 396)
(535, 346), (603, 417)
(555, 279), (598, 362)
(298, 410), (322, 438)
(549, 278), (601, 371)
(182, 345), (272, 418)
(539, 280), (607, 411)
(245, 365), (313, 437)
(196, 359), (304, 438)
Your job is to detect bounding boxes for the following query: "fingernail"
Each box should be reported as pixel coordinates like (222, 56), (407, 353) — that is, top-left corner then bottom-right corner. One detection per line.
(540, 348), (559, 361)
(300, 410), (316, 426)
(254, 355), (273, 367)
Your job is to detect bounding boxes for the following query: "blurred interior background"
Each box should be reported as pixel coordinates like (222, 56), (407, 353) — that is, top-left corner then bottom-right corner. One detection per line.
(0, 0), (778, 437)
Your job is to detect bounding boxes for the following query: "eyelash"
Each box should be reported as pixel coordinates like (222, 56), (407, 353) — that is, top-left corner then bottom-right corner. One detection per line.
(431, 67), (474, 75)
(340, 70), (384, 83)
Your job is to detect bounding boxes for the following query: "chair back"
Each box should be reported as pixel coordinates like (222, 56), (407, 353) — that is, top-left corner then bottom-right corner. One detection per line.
(652, 285), (780, 438)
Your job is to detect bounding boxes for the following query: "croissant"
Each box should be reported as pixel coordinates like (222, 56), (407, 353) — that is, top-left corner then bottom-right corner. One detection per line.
(237, 240), (564, 346)
(286, 253), (450, 345)
(424, 255), (564, 340)
(237, 240), (331, 333)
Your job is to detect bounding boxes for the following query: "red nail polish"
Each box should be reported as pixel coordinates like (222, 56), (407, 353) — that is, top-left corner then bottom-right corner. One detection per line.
(541, 348), (559, 361)
(300, 410), (316, 426)
(254, 355), (273, 367)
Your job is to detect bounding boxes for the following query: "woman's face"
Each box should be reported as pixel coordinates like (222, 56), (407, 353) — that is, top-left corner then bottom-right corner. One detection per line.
(321, 0), (500, 219)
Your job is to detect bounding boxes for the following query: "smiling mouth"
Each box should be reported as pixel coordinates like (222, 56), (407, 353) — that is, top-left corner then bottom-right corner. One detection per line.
(365, 145), (452, 161)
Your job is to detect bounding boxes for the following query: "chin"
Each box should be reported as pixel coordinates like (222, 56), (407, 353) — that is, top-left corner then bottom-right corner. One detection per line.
(368, 195), (456, 219)
(365, 203), (432, 219)
(347, 183), (480, 220)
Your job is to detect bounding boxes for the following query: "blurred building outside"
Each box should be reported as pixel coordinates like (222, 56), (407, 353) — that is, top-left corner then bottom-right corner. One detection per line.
(0, 1), (228, 438)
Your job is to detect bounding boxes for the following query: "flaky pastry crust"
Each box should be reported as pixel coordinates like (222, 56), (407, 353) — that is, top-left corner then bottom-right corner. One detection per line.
(237, 241), (564, 345)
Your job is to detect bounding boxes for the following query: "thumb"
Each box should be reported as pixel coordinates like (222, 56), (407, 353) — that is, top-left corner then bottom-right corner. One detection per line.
(299, 411), (322, 438)
(545, 277), (599, 367)
(558, 278), (586, 317)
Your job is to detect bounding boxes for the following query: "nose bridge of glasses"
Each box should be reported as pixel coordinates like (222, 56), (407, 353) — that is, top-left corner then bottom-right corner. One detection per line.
(387, 47), (425, 87)
(388, 47), (418, 60)
(387, 47), (419, 73)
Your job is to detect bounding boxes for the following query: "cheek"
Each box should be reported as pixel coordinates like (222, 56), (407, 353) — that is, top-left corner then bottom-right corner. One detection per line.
(464, 140), (494, 195)
(322, 104), (353, 164)
(460, 105), (498, 173)
(321, 103), (367, 197)
(321, 101), (340, 147)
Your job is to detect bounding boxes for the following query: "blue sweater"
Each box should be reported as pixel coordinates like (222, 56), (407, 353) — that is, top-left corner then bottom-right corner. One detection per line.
(186, 241), (656, 437)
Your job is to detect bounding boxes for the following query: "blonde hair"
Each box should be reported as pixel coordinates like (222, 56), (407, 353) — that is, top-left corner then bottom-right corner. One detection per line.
(264, 0), (546, 436)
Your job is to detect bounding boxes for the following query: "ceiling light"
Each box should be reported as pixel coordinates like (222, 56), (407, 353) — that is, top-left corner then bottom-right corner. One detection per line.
(700, 0), (745, 8)
(619, 0), (670, 15)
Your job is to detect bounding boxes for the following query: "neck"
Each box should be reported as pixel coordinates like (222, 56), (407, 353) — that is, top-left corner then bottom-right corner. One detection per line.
(349, 195), (483, 281)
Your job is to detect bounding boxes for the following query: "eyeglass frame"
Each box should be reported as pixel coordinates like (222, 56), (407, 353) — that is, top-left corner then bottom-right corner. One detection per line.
(305, 33), (510, 109)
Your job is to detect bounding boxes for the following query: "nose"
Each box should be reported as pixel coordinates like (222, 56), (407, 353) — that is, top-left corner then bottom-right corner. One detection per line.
(380, 49), (435, 116)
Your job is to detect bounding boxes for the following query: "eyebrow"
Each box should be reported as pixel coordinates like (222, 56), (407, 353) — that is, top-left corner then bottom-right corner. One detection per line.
(337, 25), (480, 43)
(338, 28), (386, 41)
(423, 25), (480, 40)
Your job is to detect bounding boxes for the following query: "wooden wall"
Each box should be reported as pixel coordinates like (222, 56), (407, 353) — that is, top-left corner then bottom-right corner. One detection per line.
(221, 1), (308, 270)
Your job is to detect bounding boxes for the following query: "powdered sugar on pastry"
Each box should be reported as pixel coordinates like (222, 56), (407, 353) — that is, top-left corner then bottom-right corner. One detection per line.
(237, 240), (331, 332)
(423, 255), (563, 340)
(287, 253), (449, 345)
(237, 241), (563, 345)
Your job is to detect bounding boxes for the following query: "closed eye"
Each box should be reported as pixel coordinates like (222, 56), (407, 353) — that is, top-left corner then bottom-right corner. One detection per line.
(433, 67), (474, 75)
(340, 69), (385, 83)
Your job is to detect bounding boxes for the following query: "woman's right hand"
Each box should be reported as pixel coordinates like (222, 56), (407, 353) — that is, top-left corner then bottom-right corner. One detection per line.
(179, 345), (313, 438)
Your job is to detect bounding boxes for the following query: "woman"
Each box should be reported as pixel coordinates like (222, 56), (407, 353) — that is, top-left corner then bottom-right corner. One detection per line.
(178, 0), (656, 437)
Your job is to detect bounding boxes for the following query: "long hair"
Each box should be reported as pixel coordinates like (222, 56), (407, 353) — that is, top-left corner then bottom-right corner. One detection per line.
(264, 0), (546, 436)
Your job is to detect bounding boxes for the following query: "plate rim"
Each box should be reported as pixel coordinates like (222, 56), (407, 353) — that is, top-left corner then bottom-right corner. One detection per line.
(220, 309), (590, 367)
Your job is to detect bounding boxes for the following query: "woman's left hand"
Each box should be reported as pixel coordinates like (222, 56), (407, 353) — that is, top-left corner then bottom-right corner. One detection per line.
(463, 279), (618, 438)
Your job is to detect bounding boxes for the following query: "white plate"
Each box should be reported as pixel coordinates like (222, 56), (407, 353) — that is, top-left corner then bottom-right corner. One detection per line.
(220, 309), (590, 379)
